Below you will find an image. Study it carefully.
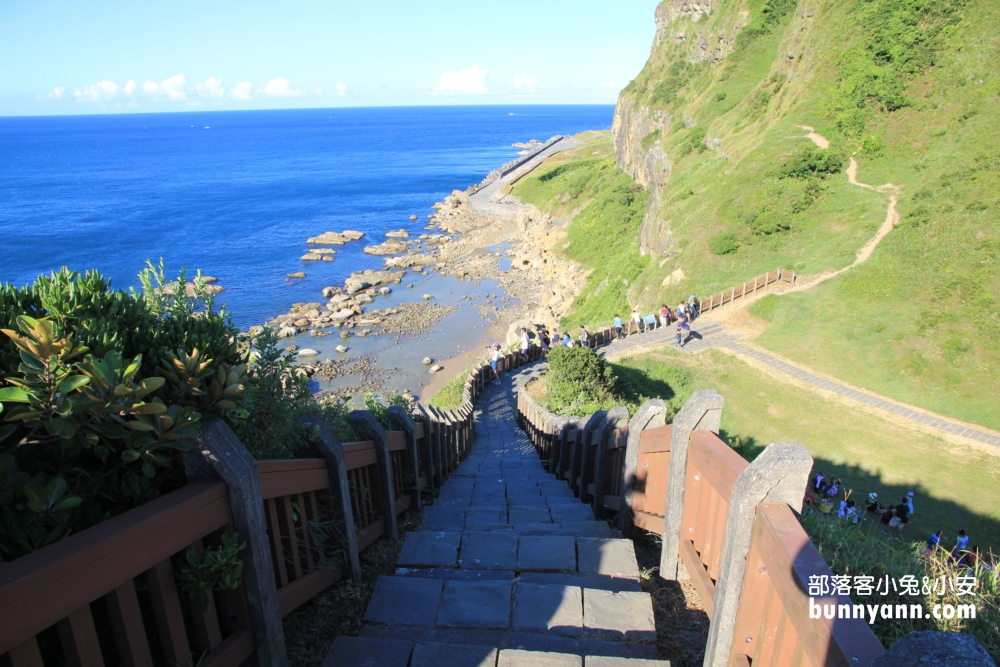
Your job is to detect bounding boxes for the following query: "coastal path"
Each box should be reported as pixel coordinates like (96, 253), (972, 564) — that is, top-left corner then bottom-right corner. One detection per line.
(329, 364), (667, 667)
(469, 137), (582, 218)
(596, 317), (1000, 449)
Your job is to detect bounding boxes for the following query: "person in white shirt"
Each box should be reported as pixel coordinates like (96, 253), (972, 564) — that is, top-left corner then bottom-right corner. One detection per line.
(519, 328), (530, 362)
(630, 308), (641, 335)
(955, 530), (969, 551)
(489, 343), (502, 384)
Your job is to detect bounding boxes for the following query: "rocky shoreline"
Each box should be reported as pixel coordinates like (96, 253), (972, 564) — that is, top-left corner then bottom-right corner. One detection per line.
(261, 146), (587, 397)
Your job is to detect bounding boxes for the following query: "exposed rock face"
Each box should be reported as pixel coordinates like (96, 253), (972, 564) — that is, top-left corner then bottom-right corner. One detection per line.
(307, 230), (364, 245)
(363, 239), (409, 255)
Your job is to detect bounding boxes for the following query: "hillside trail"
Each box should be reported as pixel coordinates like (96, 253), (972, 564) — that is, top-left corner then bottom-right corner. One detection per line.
(784, 126), (901, 293)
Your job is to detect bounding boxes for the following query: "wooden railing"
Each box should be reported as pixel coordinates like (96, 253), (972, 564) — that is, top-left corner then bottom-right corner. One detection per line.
(0, 480), (255, 667)
(514, 381), (886, 667)
(701, 267), (795, 313)
(0, 342), (546, 667)
(258, 459), (344, 617)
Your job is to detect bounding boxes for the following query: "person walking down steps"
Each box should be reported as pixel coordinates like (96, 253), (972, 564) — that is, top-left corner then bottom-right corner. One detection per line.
(328, 364), (666, 666)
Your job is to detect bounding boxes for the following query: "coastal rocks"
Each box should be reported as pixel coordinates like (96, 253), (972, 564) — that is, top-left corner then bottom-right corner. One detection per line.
(298, 348), (319, 357)
(422, 357), (432, 366)
(344, 280), (370, 295)
(378, 287), (392, 295)
(339, 330), (351, 338)
(429, 364), (442, 373)
(356, 329), (372, 337)
(330, 308), (355, 321)
(287, 272), (306, 279)
(505, 319), (538, 347)
(384, 253), (439, 269)
(422, 294), (434, 300)
(335, 345), (348, 353)
(409, 215), (418, 220)
(363, 239), (408, 255)
(407, 283), (414, 288)
(278, 326), (297, 338)
(307, 230), (365, 245)
(158, 280), (225, 297)
(385, 229), (410, 239)
(322, 286), (340, 298)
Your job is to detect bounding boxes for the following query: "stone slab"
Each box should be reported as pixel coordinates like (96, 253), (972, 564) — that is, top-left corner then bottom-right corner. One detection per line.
(398, 531), (462, 568)
(576, 538), (639, 578)
(437, 579), (514, 629)
(518, 572), (642, 593)
(550, 504), (595, 523)
(582, 590), (655, 641)
(470, 496), (508, 507)
(584, 658), (670, 667)
(466, 506), (508, 524)
(410, 642), (498, 667)
(359, 625), (506, 649)
(506, 633), (657, 659)
(461, 530), (519, 570)
(507, 494), (546, 506)
(509, 505), (552, 524)
(545, 497), (582, 505)
(396, 568), (516, 582)
(498, 649), (582, 667)
(517, 535), (577, 572)
(511, 583), (583, 636)
(323, 636), (412, 667)
(364, 576), (443, 626)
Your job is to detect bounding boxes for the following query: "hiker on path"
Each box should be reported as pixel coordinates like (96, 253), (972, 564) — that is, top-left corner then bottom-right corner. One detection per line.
(676, 319), (691, 348)
(540, 327), (551, 352)
(562, 332), (573, 347)
(659, 304), (669, 328)
(489, 342), (502, 384)
(519, 327), (530, 363)
(579, 324), (589, 348)
(687, 294), (700, 320)
(630, 307), (641, 335)
(613, 314), (623, 339)
(676, 302), (687, 322)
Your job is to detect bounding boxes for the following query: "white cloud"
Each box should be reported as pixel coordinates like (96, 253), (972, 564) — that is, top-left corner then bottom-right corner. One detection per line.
(37, 86), (66, 101)
(230, 82), (253, 100)
(124, 80), (136, 96)
(142, 74), (187, 101)
(315, 86), (323, 96)
(512, 74), (537, 92)
(601, 80), (619, 90)
(437, 64), (487, 95)
(74, 80), (119, 102)
(196, 76), (225, 100)
(258, 77), (302, 97)
(336, 82), (348, 98)
(160, 74), (187, 101)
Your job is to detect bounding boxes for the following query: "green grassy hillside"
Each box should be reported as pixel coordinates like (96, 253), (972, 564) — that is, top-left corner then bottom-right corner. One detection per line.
(515, 0), (1000, 429)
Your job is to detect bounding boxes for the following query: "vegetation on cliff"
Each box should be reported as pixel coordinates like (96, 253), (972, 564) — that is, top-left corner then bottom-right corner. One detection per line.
(518, 0), (999, 430)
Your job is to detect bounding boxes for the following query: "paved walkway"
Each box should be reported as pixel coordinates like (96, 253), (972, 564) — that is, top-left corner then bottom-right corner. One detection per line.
(598, 319), (1000, 449)
(329, 367), (668, 667)
(469, 137), (582, 218)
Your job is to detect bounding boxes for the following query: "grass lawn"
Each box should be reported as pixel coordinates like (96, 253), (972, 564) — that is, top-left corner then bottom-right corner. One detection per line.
(612, 347), (1000, 553)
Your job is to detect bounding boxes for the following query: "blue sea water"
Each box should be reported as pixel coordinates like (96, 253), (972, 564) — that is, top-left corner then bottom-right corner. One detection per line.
(0, 105), (614, 329)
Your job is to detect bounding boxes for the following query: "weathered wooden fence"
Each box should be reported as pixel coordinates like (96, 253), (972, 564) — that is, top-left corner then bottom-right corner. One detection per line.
(700, 268), (796, 314)
(0, 343), (542, 667)
(514, 377), (887, 667)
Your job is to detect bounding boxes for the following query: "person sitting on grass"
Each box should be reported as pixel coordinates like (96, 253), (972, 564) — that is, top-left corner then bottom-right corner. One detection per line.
(825, 479), (841, 498)
(927, 530), (945, 551)
(866, 492), (884, 514)
(955, 529), (969, 551)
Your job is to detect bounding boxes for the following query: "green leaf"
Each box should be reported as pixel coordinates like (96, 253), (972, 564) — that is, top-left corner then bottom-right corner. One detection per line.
(45, 478), (68, 508)
(120, 449), (141, 462)
(0, 424), (16, 442)
(134, 402), (168, 415)
(123, 421), (156, 432)
(57, 376), (91, 393)
(0, 387), (30, 403)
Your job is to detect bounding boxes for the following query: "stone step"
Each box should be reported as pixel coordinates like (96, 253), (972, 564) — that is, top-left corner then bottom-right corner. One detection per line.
(352, 628), (666, 662)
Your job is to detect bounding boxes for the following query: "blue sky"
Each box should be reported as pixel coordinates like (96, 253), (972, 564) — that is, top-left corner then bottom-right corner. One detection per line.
(0, 0), (660, 115)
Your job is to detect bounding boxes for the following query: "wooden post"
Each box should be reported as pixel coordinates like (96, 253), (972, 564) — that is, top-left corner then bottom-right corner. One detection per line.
(349, 411), (399, 540)
(703, 442), (813, 667)
(387, 407), (422, 513)
(660, 390), (724, 582)
(185, 419), (288, 667)
(618, 400), (668, 534)
(591, 407), (630, 519)
(297, 417), (362, 583)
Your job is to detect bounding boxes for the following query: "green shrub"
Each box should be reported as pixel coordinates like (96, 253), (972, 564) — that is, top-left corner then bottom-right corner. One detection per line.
(319, 396), (357, 443)
(709, 232), (741, 256)
(0, 265), (248, 563)
(363, 391), (413, 430)
(743, 208), (791, 236)
(730, 0), (798, 57)
(862, 135), (885, 158)
(749, 294), (781, 320)
(228, 327), (315, 460)
(545, 346), (620, 416)
(641, 130), (661, 152)
(784, 148), (844, 179)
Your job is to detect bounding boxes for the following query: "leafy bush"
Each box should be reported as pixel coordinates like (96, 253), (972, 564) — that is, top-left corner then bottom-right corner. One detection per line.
(174, 532), (246, 612)
(742, 208), (791, 236)
(784, 148), (844, 179)
(545, 346), (621, 416)
(709, 232), (741, 256)
(0, 266), (246, 563)
(363, 391), (413, 430)
(677, 126), (709, 157)
(862, 135), (885, 158)
(228, 328), (315, 460)
(749, 294), (781, 320)
(730, 0), (798, 57)
(319, 396), (358, 443)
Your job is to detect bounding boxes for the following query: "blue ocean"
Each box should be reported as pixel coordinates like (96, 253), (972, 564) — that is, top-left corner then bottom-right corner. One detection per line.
(0, 106), (614, 329)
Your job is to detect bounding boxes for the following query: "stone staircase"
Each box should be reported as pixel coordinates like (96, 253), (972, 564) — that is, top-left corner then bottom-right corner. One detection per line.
(596, 316), (732, 358)
(326, 369), (669, 667)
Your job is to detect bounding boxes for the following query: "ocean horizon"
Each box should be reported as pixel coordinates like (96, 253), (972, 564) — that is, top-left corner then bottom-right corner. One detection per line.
(0, 105), (614, 328)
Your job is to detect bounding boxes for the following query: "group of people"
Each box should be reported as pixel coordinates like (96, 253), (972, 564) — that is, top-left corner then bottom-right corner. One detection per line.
(612, 295), (701, 349)
(807, 471), (987, 569)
